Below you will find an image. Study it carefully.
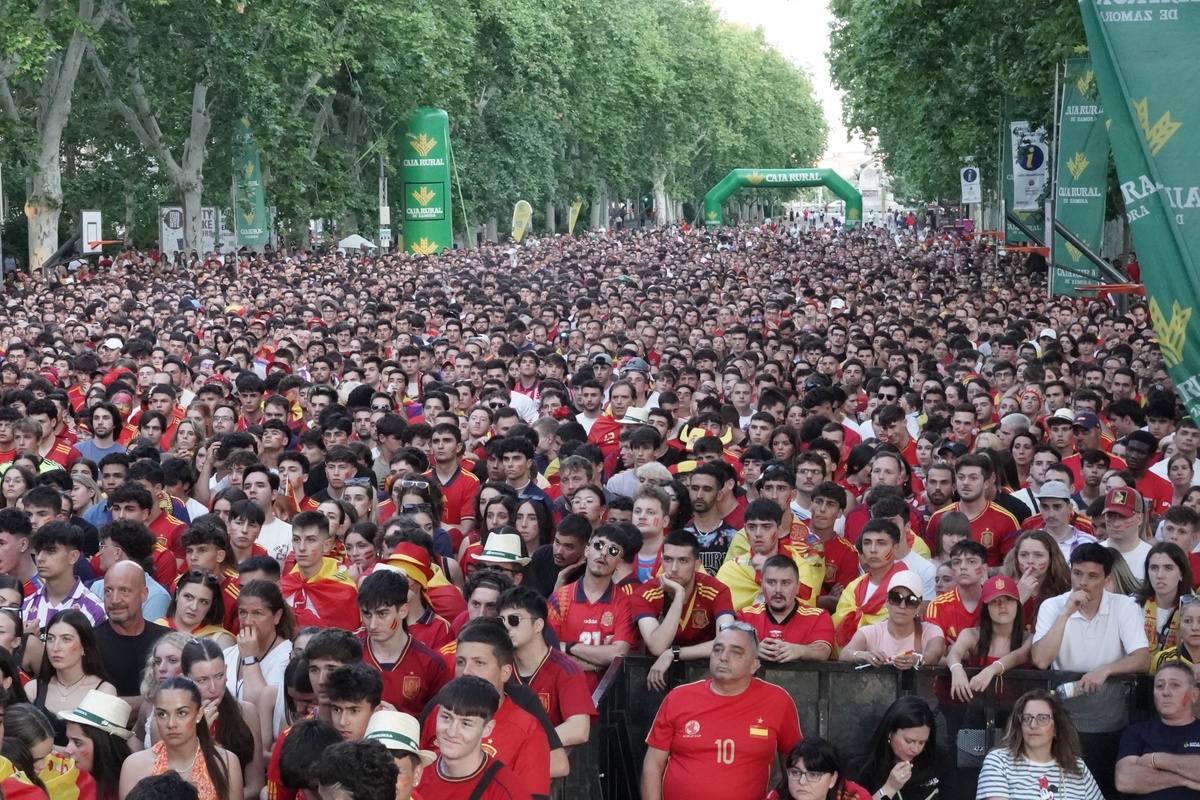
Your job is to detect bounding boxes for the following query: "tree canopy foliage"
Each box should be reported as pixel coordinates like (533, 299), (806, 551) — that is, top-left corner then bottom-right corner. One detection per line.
(828, 0), (1085, 201)
(0, 0), (826, 262)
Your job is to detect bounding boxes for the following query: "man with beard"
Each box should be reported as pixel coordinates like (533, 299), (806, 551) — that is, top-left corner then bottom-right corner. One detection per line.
(75, 402), (126, 462)
(737, 555), (834, 661)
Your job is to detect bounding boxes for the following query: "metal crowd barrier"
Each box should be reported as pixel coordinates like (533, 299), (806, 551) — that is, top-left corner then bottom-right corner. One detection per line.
(559, 657), (1156, 800)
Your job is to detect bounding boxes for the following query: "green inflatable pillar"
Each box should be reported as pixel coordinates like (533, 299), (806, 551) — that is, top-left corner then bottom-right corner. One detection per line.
(703, 168), (863, 229)
(400, 109), (453, 254)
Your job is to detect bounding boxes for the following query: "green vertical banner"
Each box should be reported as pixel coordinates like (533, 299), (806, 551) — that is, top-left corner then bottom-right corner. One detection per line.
(1004, 115), (1049, 244)
(400, 108), (453, 255)
(1051, 59), (1110, 296)
(235, 118), (269, 248)
(1081, 1), (1200, 414)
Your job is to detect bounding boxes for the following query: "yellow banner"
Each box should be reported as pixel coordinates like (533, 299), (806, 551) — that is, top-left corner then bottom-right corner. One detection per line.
(568, 201), (582, 235)
(512, 200), (533, 242)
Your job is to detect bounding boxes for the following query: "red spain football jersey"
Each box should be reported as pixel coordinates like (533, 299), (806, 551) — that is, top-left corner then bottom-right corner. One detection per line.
(418, 755), (532, 800)
(426, 466), (480, 527)
(410, 605), (455, 654)
(815, 535), (860, 593)
(737, 602), (835, 649)
(646, 678), (802, 800)
(511, 647), (597, 726)
(924, 587), (982, 645)
(927, 502), (1020, 566)
(631, 573), (735, 648)
(548, 580), (635, 692)
(359, 632), (451, 715)
(1136, 472), (1174, 517)
(421, 695), (551, 800)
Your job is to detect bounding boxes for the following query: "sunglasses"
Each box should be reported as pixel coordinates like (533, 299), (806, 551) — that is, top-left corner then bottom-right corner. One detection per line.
(185, 569), (221, 586)
(886, 591), (921, 609)
(877, 393), (897, 401)
(1180, 594), (1200, 606)
(591, 540), (621, 558)
(401, 502), (432, 514)
(396, 479), (430, 490)
(345, 477), (373, 487)
(371, 405), (391, 412)
(501, 613), (528, 628)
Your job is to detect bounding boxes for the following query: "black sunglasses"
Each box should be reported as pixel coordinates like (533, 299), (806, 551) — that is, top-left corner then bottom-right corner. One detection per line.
(401, 502), (432, 514)
(886, 591), (920, 609)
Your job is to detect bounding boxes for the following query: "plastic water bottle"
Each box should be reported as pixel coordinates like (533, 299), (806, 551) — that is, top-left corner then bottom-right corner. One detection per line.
(1054, 680), (1085, 700)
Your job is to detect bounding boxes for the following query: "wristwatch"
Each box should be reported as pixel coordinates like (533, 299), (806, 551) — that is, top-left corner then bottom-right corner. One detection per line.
(671, 645), (681, 662)
(242, 656), (260, 666)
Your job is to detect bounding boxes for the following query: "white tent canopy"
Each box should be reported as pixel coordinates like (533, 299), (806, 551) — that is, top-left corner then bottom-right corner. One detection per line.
(337, 234), (375, 250)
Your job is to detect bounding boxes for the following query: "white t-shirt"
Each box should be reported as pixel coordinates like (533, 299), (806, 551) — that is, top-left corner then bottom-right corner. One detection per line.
(900, 551), (938, 601)
(256, 517), (293, 563)
(1033, 590), (1149, 673)
(1105, 538), (1153, 581)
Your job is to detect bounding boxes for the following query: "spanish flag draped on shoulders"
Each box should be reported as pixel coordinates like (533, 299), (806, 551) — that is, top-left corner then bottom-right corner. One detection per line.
(0, 754), (55, 800)
(282, 556), (360, 630)
(717, 537), (825, 611)
(585, 406), (621, 458)
(832, 562), (910, 652)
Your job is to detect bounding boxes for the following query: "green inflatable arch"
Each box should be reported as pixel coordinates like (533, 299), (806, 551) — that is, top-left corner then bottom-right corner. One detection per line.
(704, 168), (863, 229)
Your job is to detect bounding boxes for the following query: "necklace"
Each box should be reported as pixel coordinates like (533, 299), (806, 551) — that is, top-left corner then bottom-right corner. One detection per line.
(168, 744), (201, 777)
(54, 673), (90, 698)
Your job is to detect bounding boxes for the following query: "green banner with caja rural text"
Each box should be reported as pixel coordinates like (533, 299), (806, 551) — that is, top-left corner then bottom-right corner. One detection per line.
(1081, 0), (1200, 415)
(1050, 59), (1109, 297)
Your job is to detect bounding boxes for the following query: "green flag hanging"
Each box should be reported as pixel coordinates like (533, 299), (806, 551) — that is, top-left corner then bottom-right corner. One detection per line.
(1051, 59), (1110, 297)
(1080, 1), (1200, 414)
(1004, 112), (1048, 244)
(235, 118), (269, 248)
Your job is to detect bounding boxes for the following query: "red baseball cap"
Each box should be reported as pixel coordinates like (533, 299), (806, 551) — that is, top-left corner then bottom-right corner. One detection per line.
(1103, 487), (1144, 518)
(981, 575), (1019, 604)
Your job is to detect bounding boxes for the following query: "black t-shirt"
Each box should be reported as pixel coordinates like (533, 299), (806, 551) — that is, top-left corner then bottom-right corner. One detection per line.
(528, 545), (567, 598)
(93, 619), (172, 697)
(1117, 716), (1200, 800)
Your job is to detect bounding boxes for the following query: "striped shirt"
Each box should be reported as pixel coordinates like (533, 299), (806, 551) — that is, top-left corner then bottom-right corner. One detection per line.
(976, 750), (1102, 800)
(21, 578), (106, 629)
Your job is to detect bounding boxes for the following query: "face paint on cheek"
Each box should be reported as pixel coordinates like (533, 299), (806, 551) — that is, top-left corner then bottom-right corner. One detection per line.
(389, 618), (399, 631)
(975, 567), (984, 578)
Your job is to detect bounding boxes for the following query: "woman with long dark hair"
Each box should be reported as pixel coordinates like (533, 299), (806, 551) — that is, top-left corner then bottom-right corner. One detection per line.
(946, 575), (1031, 701)
(27, 609), (116, 746)
(181, 638), (264, 799)
(225, 579), (295, 743)
(851, 696), (939, 800)
(61, 690), (134, 800)
(1136, 541), (1193, 656)
(118, 676), (242, 800)
(977, 690), (1102, 799)
(768, 737), (871, 800)
(162, 570), (235, 648)
(1001, 530), (1071, 630)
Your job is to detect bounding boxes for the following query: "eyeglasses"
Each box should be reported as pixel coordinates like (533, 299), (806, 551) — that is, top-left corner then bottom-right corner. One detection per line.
(371, 405), (391, 412)
(886, 591), (921, 609)
(786, 769), (830, 783)
(1019, 713), (1053, 727)
(401, 502), (432, 514)
(396, 479), (430, 490)
(502, 613), (528, 628)
(591, 540), (621, 558)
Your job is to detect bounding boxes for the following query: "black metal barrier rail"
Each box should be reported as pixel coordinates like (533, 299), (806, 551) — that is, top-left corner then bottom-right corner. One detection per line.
(558, 657), (1156, 800)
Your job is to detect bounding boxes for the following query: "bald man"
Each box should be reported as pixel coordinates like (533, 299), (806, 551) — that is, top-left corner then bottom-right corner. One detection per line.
(92, 561), (171, 712)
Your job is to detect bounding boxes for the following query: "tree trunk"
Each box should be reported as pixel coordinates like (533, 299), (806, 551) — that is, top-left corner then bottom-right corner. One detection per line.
(545, 201), (556, 235)
(24, 147), (63, 273)
(653, 171), (668, 229)
(486, 217), (497, 242)
(178, 83), (210, 253)
(123, 177), (134, 246)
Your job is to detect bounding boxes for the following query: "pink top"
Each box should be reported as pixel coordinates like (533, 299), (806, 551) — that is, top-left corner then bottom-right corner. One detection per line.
(858, 620), (943, 658)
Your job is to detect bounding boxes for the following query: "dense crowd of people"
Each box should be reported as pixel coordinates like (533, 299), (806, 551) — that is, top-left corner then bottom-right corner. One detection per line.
(0, 220), (1195, 800)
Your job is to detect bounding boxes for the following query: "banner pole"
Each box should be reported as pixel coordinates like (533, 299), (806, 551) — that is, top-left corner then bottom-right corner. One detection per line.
(1049, 62), (1062, 296)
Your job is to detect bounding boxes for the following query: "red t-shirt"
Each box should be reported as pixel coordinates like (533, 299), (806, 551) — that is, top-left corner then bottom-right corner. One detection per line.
(737, 602), (835, 649)
(265, 710), (318, 800)
(631, 573), (735, 648)
(418, 756), (533, 800)
(1136, 472), (1174, 517)
(548, 580), (636, 692)
(511, 647), (597, 726)
(927, 502), (1020, 566)
(646, 678), (802, 800)
(924, 587), (982, 645)
(410, 605), (456, 654)
(43, 441), (81, 468)
(421, 695), (551, 800)
(360, 633), (451, 715)
(427, 466), (480, 527)
(815, 534), (860, 593)
(149, 509), (189, 562)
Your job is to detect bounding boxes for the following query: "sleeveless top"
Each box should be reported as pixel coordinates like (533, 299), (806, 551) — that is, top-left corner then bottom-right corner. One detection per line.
(151, 740), (218, 800)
